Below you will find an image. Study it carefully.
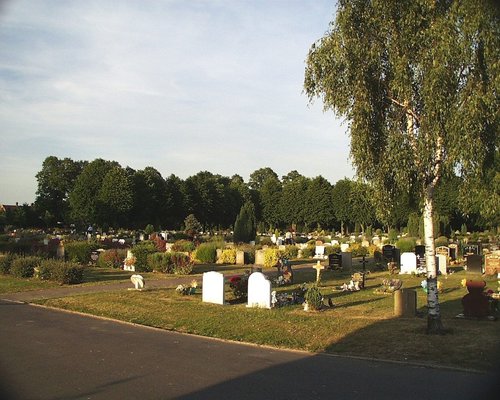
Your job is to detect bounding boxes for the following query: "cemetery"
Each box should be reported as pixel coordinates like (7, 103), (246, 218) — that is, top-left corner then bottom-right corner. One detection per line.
(1, 227), (499, 371)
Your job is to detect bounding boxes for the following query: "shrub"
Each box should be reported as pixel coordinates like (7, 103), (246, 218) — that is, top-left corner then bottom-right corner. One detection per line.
(218, 249), (237, 264)
(172, 239), (196, 253)
(195, 242), (218, 263)
(435, 236), (449, 248)
(131, 241), (157, 272)
(65, 241), (99, 264)
(258, 236), (273, 246)
(11, 256), (42, 278)
(263, 248), (283, 268)
(300, 245), (316, 259)
(41, 259), (84, 284)
(0, 253), (17, 274)
(349, 243), (369, 257)
(97, 249), (128, 269)
(396, 237), (416, 253)
(282, 245), (299, 259)
(147, 252), (174, 273)
(171, 252), (194, 274)
(305, 285), (323, 311)
(325, 245), (341, 255)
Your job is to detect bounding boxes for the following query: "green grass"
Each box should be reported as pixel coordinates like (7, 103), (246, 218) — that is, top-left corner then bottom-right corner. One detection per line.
(36, 267), (500, 371)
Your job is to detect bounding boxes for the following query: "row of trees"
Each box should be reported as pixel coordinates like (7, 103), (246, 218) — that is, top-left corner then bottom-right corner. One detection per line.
(1, 155), (493, 234)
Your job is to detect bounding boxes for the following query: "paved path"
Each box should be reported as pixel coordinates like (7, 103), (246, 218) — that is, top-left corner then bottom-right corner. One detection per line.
(1, 299), (498, 400)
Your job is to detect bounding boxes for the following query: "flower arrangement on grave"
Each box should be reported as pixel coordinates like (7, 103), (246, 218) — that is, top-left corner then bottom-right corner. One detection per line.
(270, 283), (307, 308)
(175, 280), (198, 295)
(228, 271), (249, 299)
(421, 279), (443, 294)
(374, 278), (403, 294)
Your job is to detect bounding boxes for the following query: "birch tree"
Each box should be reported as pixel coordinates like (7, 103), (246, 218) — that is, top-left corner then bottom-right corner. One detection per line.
(304, 0), (499, 333)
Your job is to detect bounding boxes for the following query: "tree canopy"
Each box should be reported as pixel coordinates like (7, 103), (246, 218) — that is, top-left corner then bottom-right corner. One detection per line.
(304, 0), (499, 333)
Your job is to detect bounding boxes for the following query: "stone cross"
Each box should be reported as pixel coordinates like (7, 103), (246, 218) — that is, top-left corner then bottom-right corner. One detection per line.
(313, 261), (325, 284)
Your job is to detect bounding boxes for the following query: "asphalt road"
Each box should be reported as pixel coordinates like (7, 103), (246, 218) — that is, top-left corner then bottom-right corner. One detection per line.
(0, 299), (498, 400)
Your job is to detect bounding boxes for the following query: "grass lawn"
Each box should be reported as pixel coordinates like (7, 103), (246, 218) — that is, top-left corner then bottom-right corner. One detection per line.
(36, 266), (500, 372)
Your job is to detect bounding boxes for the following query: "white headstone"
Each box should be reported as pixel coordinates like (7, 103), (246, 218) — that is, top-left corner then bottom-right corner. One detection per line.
(340, 243), (350, 252)
(202, 271), (225, 305)
(400, 252), (417, 274)
(247, 272), (271, 309)
(437, 254), (447, 275)
(313, 246), (326, 259)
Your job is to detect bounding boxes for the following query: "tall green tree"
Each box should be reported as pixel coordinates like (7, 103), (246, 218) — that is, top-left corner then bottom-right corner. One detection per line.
(303, 176), (335, 230)
(259, 176), (283, 229)
(69, 158), (119, 226)
(305, 0), (499, 333)
(331, 178), (353, 234)
(233, 201), (257, 243)
(249, 167), (279, 190)
(97, 166), (133, 228)
(280, 172), (309, 230)
(35, 156), (85, 226)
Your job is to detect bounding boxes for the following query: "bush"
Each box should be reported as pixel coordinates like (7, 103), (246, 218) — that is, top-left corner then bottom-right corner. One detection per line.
(39, 259), (84, 284)
(305, 285), (323, 311)
(263, 248), (283, 268)
(325, 245), (341, 255)
(435, 236), (449, 248)
(171, 252), (194, 274)
(218, 249), (237, 264)
(195, 242), (218, 263)
(300, 245), (316, 259)
(131, 241), (157, 272)
(228, 272), (249, 299)
(282, 245), (299, 259)
(97, 249), (128, 269)
(258, 236), (274, 246)
(0, 253), (17, 274)
(396, 237), (416, 253)
(147, 252), (174, 273)
(172, 239), (196, 253)
(349, 243), (369, 257)
(65, 241), (99, 264)
(11, 256), (42, 278)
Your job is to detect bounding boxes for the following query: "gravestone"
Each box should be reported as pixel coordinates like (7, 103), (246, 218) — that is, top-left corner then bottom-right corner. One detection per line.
(247, 272), (271, 309)
(485, 253), (500, 276)
(328, 253), (342, 270)
(436, 246), (450, 258)
(415, 245), (426, 269)
(437, 254), (447, 275)
(466, 254), (483, 274)
(236, 250), (245, 265)
(382, 245), (396, 261)
(313, 246), (326, 260)
(255, 249), (265, 266)
(394, 289), (417, 317)
(400, 252), (417, 274)
(313, 261), (325, 283)
(202, 271), (225, 305)
(463, 244), (479, 256)
(448, 243), (458, 260)
(341, 252), (352, 270)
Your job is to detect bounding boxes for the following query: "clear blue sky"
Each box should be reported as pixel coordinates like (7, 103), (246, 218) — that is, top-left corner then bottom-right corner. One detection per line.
(0, 0), (353, 205)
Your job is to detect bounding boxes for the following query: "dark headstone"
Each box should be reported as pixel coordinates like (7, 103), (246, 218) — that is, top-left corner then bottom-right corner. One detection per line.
(328, 253), (342, 269)
(462, 281), (489, 318)
(415, 245), (426, 269)
(448, 244), (458, 260)
(382, 245), (396, 261)
(463, 244), (479, 255)
(466, 254), (483, 274)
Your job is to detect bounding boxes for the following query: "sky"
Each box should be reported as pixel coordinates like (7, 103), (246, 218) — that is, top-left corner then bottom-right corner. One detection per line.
(0, 0), (354, 205)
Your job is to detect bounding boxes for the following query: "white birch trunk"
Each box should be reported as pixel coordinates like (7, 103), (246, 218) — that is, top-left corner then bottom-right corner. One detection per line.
(423, 186), (444, 333)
